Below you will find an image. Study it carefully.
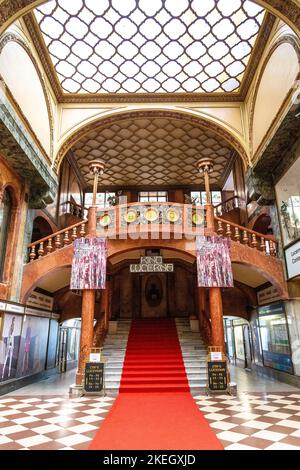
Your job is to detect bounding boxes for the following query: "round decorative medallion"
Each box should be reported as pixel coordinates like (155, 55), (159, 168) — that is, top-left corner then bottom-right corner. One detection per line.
(192, 212), (204, 226)
(124, 209), (138, 223)
(144, 208), (159, 222)
(99, 214), (111, 227)
(166, 208), (180, 223)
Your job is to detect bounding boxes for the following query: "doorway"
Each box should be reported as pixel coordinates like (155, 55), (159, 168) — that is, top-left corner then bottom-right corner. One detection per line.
(141, 274), (168, 318)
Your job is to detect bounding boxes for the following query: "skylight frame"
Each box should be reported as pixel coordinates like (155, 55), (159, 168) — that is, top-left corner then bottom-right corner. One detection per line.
(23, 0), (275, 102)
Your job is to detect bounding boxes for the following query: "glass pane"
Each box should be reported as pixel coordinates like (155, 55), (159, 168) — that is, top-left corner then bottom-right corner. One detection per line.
(201, 192), (207, 204)
(258, 303), (293, 373)
(234, 326), (245, 361)
(35, 1), (265, 94)
(211, 191), (222, 203)
(191, 191), (201, 205)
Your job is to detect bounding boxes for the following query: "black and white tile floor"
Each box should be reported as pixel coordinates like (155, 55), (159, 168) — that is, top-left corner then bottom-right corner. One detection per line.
(0, 396), (114, 450)
(1, 392), (300, 450)
(194, 392), (300, 450)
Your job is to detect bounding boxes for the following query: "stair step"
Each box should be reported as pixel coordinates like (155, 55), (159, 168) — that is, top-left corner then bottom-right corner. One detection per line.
(119, 384), (190, 393)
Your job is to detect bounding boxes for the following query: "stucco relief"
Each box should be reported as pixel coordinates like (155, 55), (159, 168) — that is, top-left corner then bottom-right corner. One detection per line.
(54, 109), (249, 173)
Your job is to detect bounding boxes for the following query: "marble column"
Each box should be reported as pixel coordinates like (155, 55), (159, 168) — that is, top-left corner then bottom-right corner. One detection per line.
(209, 287), (225, 352)
(196, 157), (226, 352)
(75, 206), (97, 385)
(197, 287), (206, 329)
(104, 277), (112, 330)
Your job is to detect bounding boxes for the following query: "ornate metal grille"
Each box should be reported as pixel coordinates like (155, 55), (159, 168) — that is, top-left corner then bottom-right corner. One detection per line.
(34, 0), (265, 94)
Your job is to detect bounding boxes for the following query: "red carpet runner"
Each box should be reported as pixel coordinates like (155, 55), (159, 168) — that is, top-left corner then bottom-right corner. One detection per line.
(90, 319), (223, 450)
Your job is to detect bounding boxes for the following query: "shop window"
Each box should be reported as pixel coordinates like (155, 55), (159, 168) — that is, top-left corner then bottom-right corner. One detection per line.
(85, 192), (115, 209)
(139, 191), (168, 203)
(258, 302), (293, 373)
(0, 189), (12, 282)
(0, 313), (23, 382)
(190, 191), (221, 205)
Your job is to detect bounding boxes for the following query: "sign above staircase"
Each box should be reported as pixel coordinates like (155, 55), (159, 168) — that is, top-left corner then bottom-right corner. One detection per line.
(130, 256), (174, 273)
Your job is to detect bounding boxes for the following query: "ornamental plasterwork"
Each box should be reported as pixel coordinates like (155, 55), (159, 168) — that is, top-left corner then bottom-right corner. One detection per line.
(0, 32), (55, 159)
(53, 109), (249, 173)
(249, 35), (300, 163)
(0, 87), (58, 205)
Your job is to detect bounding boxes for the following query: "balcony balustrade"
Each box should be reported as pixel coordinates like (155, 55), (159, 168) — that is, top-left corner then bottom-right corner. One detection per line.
(27, 202), (278, 263)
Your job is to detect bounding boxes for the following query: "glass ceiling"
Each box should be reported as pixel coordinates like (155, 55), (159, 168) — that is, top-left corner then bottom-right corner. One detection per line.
(34, 0), (265, 94)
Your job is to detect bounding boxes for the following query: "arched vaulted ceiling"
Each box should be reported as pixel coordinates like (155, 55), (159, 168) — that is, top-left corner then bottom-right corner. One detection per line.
(69, 115), (236, 189)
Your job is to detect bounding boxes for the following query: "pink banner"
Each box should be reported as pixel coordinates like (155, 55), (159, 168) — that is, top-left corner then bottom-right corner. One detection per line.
(196, 236), (233, 288)
(70, 238), (107, 290)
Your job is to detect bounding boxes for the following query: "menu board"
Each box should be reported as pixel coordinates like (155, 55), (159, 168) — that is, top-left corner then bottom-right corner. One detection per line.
(84, 362), (104, 393)
(208, 361), (227, 391)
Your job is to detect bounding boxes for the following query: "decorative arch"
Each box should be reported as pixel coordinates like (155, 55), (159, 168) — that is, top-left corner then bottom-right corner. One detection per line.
(249, 35), (300, 160)
(0, 32), (54, 160)
(0, 1), (300, 39)
(20, 237), (288, 303)
(54, 108), (249, 172)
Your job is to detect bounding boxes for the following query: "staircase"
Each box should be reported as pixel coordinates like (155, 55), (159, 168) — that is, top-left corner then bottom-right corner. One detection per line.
(102, 318), (207, 394)
(175, 318), (207, 392)
(101, 320), (131, 394)
(119, 318), (190, 393)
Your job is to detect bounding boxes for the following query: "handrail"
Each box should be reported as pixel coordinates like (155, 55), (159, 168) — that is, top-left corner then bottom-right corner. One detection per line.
(62, 200), (88, 210)
(213, 195), (241, 209)
(215, 216), (278, 256)
(28, 219), (88, 248)
(213, 195), (246, 216)
(26, 203), (279, 264)
(215, 216), (276, 242)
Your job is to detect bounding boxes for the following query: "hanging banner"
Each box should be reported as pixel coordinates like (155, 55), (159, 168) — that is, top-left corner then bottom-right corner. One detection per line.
(70, 238), (107, 290)
(196, 236), (233, 288)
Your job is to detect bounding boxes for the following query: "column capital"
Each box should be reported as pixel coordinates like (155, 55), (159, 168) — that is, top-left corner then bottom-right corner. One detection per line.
(89, 159), (105, 176)
(196, 157), (214, 174)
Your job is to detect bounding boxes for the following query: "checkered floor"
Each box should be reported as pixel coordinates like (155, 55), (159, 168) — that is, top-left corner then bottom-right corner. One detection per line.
(0, 396), (114, 450)
(194, 392), (300, 450)
(1, 392), (300, 450)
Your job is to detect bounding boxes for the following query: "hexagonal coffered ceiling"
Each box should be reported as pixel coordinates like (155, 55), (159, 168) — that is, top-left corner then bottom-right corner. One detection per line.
(70, 117), (236, 188)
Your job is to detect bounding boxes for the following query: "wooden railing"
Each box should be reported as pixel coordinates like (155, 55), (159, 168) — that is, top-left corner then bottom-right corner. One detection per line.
(215, 216), (278, 256)
(61, 200), (88, 219)
(26, 203), (279, 264)
(28, 219), (87, 262)
(214, 196), (246, 217)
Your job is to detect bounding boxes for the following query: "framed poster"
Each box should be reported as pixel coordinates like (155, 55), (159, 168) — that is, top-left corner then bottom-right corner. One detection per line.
(0, 314), (23, 382)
